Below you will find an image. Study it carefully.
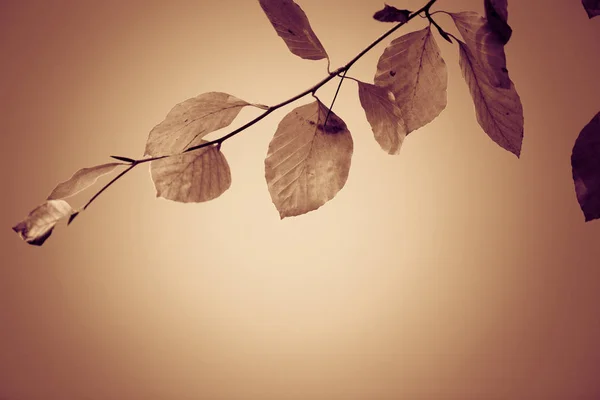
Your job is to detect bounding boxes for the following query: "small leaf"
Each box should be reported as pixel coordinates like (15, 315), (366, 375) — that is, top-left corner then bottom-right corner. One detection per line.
(572, 111), (600, 222)
(47, 163), (122, 200)
(12, 200), (74, 246)
(374, 26), (448, 134)
(258, 0), (328, 61)
(150, 142), (231, 203)
(452, 11), (510, 89)
(582, 0), (600, 18)
(145, 92), (250, 157)
(484, 0), (512, 44)
(357, 81), (406, 155)
(458, 41), (523, 156)
(264, 101), (353, 218)
(373, 4), (411, 23)
(110, 155), (136, 163)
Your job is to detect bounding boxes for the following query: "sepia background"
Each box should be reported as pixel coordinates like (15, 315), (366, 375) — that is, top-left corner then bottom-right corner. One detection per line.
(1, 0), (600, 399)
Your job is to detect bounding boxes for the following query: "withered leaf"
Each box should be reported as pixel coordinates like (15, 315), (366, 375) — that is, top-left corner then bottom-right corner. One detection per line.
(572, 111), (600, 222)
(258, 0), (328, 61)
(458, 41), (523, 156)
(452, 11), (510, 89)
(151, 142), (231, 203)
(374, 26), (447, 134)
(484, 0), (512, 44)
(373, 4), (410, 23)
(264, 101), (353, 218)
(583, 0), (600, 18)
(357, 81), (406, 155)
(12, 200), (74, 246)
(47, 163), (123, 200)
(145, 92), (250, 157)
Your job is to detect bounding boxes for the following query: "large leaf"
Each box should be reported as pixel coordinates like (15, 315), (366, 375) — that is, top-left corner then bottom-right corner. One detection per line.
(374, 26), (447, 134)
(484, 0), (512, 44)
(47, 163), (123, 200)
(145, 92), (250, 156)
(373, 5), (410, 23)
(258, 0), (328, 61)
(264, 101), (353, 218)
(458, 41), (523, 157)
(583, 0), (600, 18)
(12, 200), (74, 246)
(572, 111), (600, 222)
(151, 142), (231, 203)
(357, 81), (406, 155)
(452, 11), (510, 89)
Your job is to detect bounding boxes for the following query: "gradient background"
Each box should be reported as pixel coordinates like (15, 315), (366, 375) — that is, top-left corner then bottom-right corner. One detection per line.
(2, 0), (600, 399)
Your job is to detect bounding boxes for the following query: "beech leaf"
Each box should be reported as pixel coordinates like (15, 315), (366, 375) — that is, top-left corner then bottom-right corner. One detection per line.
(374, 26), (448, 134)
(145, 92), (250, 157)
(484, 0), (512, 44)
(458, 41), (523, 156)
(47, 163), (123, 200)
(452, 11), (510, 89)
(258, 0), (329, 61)
(150, 143), (231, 203)
(373, 4), (411, 23)
(571, 111), (600, 221)
(357, 81), (406, 155)
(583, 0), (600, 18)
(12, 200), (74, 246)
(264, 101), (353, 218)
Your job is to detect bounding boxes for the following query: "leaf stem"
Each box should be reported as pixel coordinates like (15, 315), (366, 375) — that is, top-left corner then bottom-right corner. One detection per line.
(323, 69), (348, 128)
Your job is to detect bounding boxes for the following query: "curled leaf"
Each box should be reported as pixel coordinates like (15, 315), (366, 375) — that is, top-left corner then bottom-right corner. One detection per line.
(12, 200), (74, 246)
(572, 111), (600, 222)
(145, 92), (250, 156)
(484, 0), (512, 44)
(373, 4), (411, 23)
(47, 163), (123, 200)
(264, 101), (353, 218)
(582, 0), (600, 18)
(357, 81), (406, 155)
(374, 26), (448, 134)
(258, 0), (328, 61)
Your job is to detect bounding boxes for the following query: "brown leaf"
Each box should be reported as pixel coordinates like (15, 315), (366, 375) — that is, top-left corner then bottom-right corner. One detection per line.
(258, 0), (328, 61)
(458, 41), (523, 157)
(374, 26), (447, 134)
(145, 92), (250, 156)
(264, 101), (353, 218)
(484, 0), (512, 44)
(452, 11), (510, 89)
(357, 81), (406, 155)
(47, 163), (123, 200)
(373, 4), (410, 23)
(583, 0), (600, 18)
(572, 111), (600, 222)
(12, 200), (74, 246)
(150, 142), (231, 203)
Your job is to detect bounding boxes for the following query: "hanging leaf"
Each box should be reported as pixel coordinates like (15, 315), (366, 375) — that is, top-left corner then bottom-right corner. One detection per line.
(150, 142), (231, 203)
(47, 163), (123, 200)
(583, 0), (600, 18)
(458, 41), (523, 157)
(12, 200), (74, 246)
(452, 11), (510, 89)
(357, 81), (406, 155)
(145, 92), (251, 157)
(374, 26), (448, 134)
(373, 4), (411, 23)
(264, 101), (353, 218)
(484, 0), (512, 44)
(572, 111), (600, 222)
(258, 0), (329, 61)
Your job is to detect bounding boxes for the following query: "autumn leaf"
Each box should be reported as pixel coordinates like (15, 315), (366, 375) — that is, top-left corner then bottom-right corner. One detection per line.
(374, 26), (447, 134)
(151, 142), (231, 203)
(583, 0), (600, 18)
(264, 101), (353, 218)
(458, 41), (523, 156)
(12, 200), (74, 246)
(452, 11), (510, 89)
(357, 81), (406, 155)
(373, 4), (410, 23)
(145, 92), (250, 157)
(47, 163), (123, 200)
(258, 0), (328, 61)
(484, 0), (512, 44)
(572, 111), (600, 222)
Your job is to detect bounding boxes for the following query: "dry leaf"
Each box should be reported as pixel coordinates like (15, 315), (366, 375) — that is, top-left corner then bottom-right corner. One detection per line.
(583, 0), (600, 18)
(572, 111), (600, 222)
(145, 92), (250, 156)
(12, 200), (74, 246)
(47, 163), (123, 200)
(258, 0), (328, 61)
(264, 101), (353, 218)
(373, 4), (410, 23)
(357, 81), (406, 155)
(374, 26), (447, 134)
(458, 41), (523, 157)
(484, 0), (512, 44)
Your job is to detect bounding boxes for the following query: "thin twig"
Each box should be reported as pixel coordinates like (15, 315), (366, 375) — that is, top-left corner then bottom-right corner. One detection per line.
(83, 164), (135, 210)
(323, 69), (348, 129)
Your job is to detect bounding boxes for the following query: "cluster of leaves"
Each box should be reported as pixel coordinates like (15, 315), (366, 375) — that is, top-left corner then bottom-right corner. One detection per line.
(12, 0), (600, 246)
